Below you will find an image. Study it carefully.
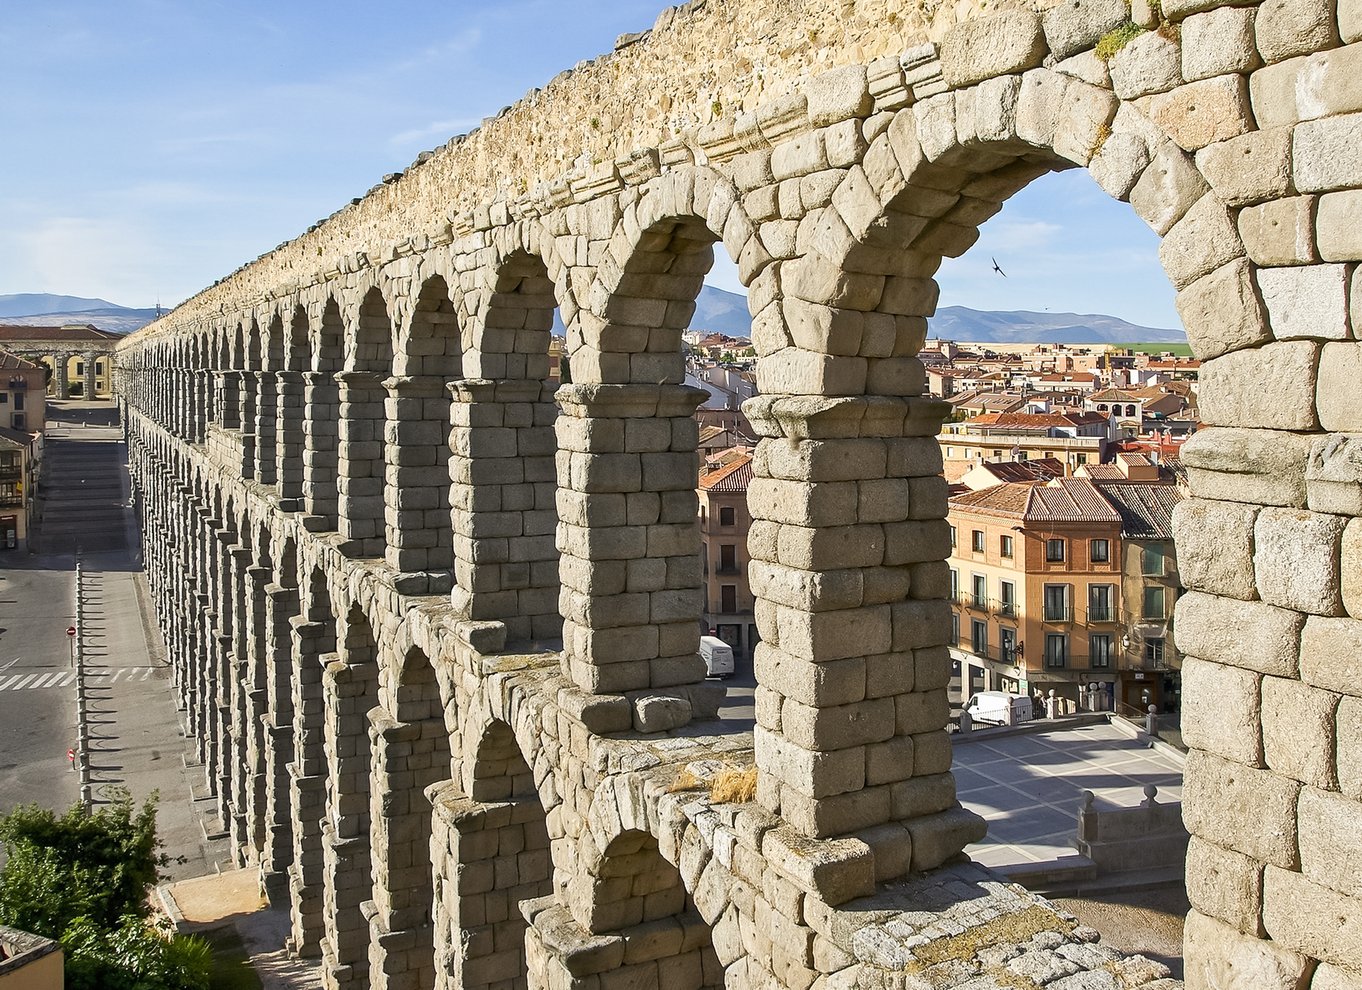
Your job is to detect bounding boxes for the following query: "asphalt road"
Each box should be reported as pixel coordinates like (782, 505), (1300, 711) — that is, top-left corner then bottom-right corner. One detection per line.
(0, 559), (80, 813)
(0, 400), (225, 877)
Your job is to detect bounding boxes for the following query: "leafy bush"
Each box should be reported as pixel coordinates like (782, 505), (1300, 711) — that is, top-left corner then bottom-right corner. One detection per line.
(0, 790), (169, 932)
(63, 915), (212, 990)
(0, 791), (209, 989)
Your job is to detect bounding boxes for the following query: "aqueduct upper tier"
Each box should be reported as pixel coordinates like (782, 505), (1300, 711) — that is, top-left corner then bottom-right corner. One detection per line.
(116, 0), (1362, 987)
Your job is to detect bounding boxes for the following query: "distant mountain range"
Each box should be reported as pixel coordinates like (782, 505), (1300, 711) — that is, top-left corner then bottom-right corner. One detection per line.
(928, 305), (1185, 345)
(5, 285), (1184, 345)
(0, 294), (161, 335)
(683, 286), (1184, 344)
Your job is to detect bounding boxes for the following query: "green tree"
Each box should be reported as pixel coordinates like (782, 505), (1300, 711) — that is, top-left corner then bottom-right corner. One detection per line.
(0, 791), (210, 990)
(0, 791), (167, 932)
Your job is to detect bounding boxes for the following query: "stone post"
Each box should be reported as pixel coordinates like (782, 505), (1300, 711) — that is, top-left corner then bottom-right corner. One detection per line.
(428, 781), (554, 990)
(197, 368), (213, 441)
(261, 582), (299, 900)
(365, 712), (440, 990)
(254, 371), (279, 487)
(216, 371), (242, 430)
(449, 378), (559, 643)
(382, 375), (452, 595)
(288, 635), (333, 959)
(335, 371), (386, 557)
(744, 395), (985, 868)
(302, 371), (340, 528)
(275, 370), (306, 509)
(240, 563), (274, 866)
(320, 658), (376, 990)
(238, 372), (258, 480)
(554, 383), (711, 731)
(54, 354), (69, 400)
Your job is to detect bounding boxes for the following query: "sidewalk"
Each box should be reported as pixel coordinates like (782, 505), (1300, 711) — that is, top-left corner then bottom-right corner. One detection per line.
(159, 870), (321, 990)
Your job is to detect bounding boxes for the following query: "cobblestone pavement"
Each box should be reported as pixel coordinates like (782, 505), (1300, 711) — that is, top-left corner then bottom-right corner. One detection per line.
(1055, 887), (1189, 981)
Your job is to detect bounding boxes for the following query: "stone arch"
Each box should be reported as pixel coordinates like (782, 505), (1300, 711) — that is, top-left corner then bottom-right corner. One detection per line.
(337, 286), (395, 558)
(319, 604), (381, 986)
(384, 274), (460, 590)
(275, 304), (311, 504)
(470, 240), (560, 382)
(367, 645), (450, 989)
(563, 827), (722, 990)
(554, 180), (742, 699)
(450, 244), (564, 644)
(347, 285), (395, 374)
(303, 295), (345, 526)
(737, 74), (1233, 854)
(581, 166), (756, 386)
(432, 715), (554, 990)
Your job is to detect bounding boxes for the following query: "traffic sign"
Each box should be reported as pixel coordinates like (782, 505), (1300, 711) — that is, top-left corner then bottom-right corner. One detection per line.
(66, 626), (76, 637)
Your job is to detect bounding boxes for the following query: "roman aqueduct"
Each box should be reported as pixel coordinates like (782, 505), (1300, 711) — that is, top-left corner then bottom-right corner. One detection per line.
(113, 0), (1362, 987)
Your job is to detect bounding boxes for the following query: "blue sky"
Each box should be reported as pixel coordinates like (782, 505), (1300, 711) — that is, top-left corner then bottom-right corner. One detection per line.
(0, 1), (1179, 329)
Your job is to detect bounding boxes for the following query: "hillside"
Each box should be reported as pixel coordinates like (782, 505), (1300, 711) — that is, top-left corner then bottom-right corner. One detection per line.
(0, 293), (160, 335)
(682, 286), (1185, 344)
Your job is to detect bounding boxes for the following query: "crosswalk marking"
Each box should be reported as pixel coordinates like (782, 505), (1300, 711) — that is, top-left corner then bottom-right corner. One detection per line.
(0, 668), (155, 692)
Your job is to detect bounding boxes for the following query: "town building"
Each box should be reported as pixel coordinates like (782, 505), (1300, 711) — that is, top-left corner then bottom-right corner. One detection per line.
(0, 324), (119, 398)
(697, 449), (757, 666)
(0, 350), (46, 434)
(1085, 456), (1186, 712)
(947, 459), (1185, 713)
(938, 409), (1113, 482)
(0, 351), (47, 552)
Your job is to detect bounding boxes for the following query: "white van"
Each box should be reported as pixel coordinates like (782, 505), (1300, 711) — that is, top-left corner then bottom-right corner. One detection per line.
(964, 691), (1033, 727)
(699, 636), (735, 679)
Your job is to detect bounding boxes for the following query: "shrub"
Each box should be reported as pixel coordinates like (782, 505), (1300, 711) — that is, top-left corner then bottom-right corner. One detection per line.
(63, 915), (212, 990)
(0, 791), (208, 989)
(0, 790), (169, 933)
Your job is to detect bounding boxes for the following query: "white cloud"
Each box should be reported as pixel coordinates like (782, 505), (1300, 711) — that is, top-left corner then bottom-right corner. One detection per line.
(981, 218), (1063, 252)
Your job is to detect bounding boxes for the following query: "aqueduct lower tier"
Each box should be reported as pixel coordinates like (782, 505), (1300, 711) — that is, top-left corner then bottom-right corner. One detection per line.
(116, 0), (1362, 987)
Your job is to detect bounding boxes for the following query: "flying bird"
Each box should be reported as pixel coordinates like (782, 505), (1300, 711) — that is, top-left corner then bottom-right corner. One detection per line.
(991, 257), (1007, 277)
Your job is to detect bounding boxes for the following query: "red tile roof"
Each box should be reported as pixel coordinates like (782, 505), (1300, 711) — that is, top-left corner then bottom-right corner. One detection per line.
(700, 453), (753, 493)
(950, 478), (1124, 525)
(0, 324), (120, 341)
(968, 411), (1108, 430)
(0, 348), (42, 371)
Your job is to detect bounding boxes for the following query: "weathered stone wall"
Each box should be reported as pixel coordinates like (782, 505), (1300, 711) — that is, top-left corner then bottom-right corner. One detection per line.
(117, 0), (1362, 987)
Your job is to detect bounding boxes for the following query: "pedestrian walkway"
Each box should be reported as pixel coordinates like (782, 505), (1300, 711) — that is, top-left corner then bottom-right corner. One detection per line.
(159, 870), (321, 990)
(955, 719), (1185, 872)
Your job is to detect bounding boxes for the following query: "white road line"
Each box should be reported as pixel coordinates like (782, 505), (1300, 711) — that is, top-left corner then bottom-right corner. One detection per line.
(141, 669), (153, 680)
(0, 675), (22, 691)
(9, 674), (37, 691)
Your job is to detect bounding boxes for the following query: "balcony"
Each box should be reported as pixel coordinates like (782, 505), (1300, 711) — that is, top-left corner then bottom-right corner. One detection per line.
(0, 466), (20, 482)
(1042, 605), (1073, 623)
(994, 600), (1018, 619)
(1085, 605), (1119, 624)
(0, 494), (22, 508)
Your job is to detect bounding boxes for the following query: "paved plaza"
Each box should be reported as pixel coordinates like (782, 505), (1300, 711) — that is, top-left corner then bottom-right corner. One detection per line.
(955, 720), (1185, 872)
